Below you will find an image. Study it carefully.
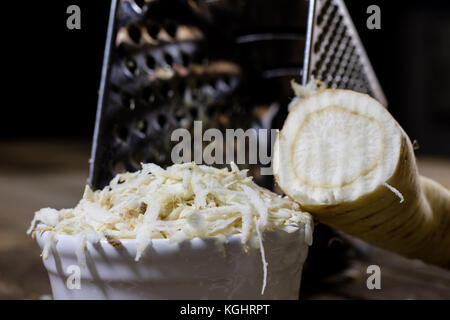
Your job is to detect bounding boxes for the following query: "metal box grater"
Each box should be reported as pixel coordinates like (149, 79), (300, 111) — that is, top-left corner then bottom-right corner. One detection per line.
(89, 0), (386, 190)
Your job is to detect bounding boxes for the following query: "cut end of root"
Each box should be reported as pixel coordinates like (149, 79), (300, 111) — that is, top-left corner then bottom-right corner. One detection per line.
(274, 89), (402, 206)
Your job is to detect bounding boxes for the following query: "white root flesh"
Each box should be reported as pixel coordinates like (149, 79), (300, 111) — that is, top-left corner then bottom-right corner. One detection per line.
(274, 88), (450, 268)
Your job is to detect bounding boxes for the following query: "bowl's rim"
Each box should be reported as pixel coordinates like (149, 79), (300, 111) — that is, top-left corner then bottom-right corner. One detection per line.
(36, 229), (242, 245)
(34, 223), (304, 246)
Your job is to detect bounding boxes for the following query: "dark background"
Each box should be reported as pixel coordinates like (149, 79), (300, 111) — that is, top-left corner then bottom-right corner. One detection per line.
(4, 0), (450, 155)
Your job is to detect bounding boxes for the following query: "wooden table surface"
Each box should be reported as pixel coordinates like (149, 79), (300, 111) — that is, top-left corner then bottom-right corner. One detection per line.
(1, 140), (449, 300)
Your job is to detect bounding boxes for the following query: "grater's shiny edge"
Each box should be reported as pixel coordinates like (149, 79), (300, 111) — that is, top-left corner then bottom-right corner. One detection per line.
(89, 0), (120, 188)
(302, 0), (317, 86)
(304, 0), (387, 107)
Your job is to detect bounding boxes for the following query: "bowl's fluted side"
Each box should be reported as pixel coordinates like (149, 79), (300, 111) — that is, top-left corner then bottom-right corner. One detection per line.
(36, 229), (308, 300)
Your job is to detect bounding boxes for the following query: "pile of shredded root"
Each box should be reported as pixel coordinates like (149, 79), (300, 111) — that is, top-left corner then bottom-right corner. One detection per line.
(28, 162), (312, 293)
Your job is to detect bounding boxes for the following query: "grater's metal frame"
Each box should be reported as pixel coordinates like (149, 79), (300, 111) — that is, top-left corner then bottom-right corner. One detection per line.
(89, 0), (387, 189)
(90, 0), (121, 188)
(303, 0), (387, 106)
(302, 0), (317, 86)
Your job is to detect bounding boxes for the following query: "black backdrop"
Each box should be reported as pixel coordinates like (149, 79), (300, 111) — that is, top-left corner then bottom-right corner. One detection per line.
(4, 0), (450, 156)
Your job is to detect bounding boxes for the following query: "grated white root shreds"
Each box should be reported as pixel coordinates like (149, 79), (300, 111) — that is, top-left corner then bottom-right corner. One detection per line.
(28, 162), (313, 295)
(288, 78), (327, 112)
(382, 182), (404, 203)
(256, 223), (268, 295)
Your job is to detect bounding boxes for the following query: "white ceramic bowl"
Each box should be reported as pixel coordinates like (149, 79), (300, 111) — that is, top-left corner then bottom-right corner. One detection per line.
(36, 228), (309, 300)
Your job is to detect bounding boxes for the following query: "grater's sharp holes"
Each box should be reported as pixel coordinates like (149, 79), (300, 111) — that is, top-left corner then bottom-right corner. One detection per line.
(317, 1), (330, 27)
(314, 41), (321, 54)
(316, 51), (326, 66)
(206, 106), (215, 118)
(189, 107), (198, 119)
(325, 61), (333, 72)
(321, 0), (332, 17)
(164, 52), (174, 67)
(146, 55), (156, 70)
(205, 79), (216, 89)
(157, 114), (167, 128)
(136, 119), (148, 134)
(110, 84), (120, 93)
(336, 66), (346, 78)
(142, 87), (155, 104)
(317, 14), (324, 26)
(343, 39), (352, 52)
(330, 22), (340, 39)
(120, 92), (135, 110)
(196, 79), (205, 90)
(117, 126), (129, 143)
(124, 58), (138, 76)
(336, 25), (345, 38)
(315, 61), (323, 73)
(329, 67), (338, 79)
(175, 113), (186, 123)
(146, 24), (160, 39)
(329, 4), (338, 16)
(181, 52), (190, 67)
(127, 24), (141, 44)
(178, 82), (187, 96)
(317, 32), (325, 45)
(116, 43), (127, 58)
(322, 21), (332, 36)
(338, 30), (347, 45)
(331, 11), (341, 25)
(195, 52), (207, 64)
(165, 23), (177, 38)
(215, 79), (229, 91)
(160, 83), (173, 99)
(223, 76), (233, 88)
(134, 0), (145, 9)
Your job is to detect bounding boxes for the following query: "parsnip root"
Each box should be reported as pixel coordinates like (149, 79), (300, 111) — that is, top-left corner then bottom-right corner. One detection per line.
(274, 89), (450, 268)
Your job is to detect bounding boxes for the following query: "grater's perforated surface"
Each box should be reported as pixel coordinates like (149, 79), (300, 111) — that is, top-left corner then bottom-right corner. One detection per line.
(90, 0), (385, 190)
(305, 0), (386, 105)
(90, 0), (309, 189)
